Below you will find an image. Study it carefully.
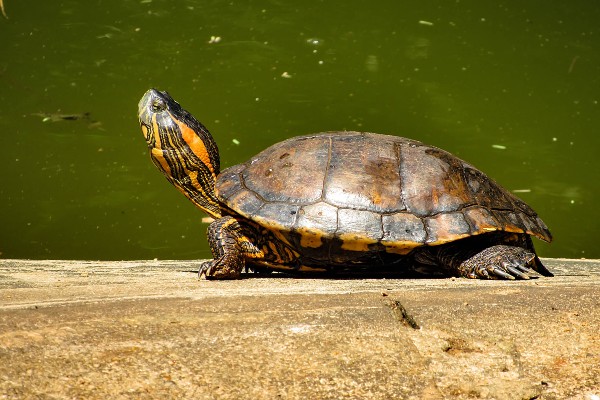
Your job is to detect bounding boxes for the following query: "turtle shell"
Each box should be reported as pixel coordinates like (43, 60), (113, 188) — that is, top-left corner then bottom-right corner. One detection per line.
(215, 132), (551, 255)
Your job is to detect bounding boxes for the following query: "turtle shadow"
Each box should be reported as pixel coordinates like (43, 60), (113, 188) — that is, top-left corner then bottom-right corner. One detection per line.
(183, 268), (542, 280)
(183, 269), (450, 280)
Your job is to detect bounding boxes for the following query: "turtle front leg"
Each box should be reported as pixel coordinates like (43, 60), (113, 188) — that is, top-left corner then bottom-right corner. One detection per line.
(199, 216), (264, 280)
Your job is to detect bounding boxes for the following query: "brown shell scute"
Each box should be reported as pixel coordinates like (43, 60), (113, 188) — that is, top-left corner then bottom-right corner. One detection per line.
(400, 145), (476, 217)
(242, 136), (328, 204)
(324, 135), (406, 213)
(215, 131), (552, 250)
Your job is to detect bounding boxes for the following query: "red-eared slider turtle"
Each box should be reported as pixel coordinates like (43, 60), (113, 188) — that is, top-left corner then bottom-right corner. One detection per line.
(138, 89), (553, 280)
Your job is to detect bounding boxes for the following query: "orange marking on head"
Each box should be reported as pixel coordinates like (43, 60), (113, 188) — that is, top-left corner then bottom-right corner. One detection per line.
(174, 118), (216, 176)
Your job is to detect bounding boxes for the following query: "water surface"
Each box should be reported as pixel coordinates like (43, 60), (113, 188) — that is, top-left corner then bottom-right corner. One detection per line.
(1, 1), (598, 260)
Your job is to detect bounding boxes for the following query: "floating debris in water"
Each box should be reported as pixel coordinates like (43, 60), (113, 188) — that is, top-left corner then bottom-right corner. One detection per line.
(305, 38), (323, 46)
(87, 120), (104, 130)
(33, 112), (91, 122)
(281, 71), (292, 78)
(232, 138), (240, 145)
(418, 20), (434, 26)
(491, 144), (507, 150)
(208, 36), (222, 44)
(32, 112), (104, 130)
(365, 55), (379, 72)
(512, 189), (532, 193)
(568, 55), (579, 74)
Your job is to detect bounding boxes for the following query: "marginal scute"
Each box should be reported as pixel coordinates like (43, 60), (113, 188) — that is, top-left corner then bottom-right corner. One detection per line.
(510, 195), (533, 212)
(215, 164), (245, 202)
(518, 213), (550, 241)
(493, 210), (527, 234)
(534, 216), (552, 242)
(463, 207), (500, 234)
(425, 212), (472, 244)
(294, 202), (338, 248)
(256, 202), (300, 231)
(337, 209), (382, 251)
(381, 213), (426, 254)
(227, 189), (265, 219)
(381, 213), (426, 244)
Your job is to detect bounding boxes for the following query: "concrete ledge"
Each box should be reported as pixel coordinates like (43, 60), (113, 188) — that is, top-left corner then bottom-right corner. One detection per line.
(1, 258), (599, 399)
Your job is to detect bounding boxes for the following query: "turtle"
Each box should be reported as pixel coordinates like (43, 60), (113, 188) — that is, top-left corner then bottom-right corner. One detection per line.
(137, 88), (553, 280)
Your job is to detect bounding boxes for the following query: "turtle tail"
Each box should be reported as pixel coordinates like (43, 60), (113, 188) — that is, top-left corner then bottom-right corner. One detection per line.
(531, 255), (554, 277)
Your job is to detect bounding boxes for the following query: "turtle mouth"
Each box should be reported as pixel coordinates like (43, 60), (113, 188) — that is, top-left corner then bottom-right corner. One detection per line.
(138, 89), (169, 147)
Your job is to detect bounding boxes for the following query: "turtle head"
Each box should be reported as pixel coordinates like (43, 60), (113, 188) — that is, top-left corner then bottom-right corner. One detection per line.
(138, 89), (222, 218)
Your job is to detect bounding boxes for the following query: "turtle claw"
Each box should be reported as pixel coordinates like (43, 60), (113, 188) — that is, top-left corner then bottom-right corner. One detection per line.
(512, 262), (533, 274)
(198, 260), (215, 278)
(198, 256), (243, 280)
(491, 267), (515, 280)
(504, 265), (530, 280)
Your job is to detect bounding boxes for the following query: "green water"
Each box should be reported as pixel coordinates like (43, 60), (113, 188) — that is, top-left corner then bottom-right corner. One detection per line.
(1, 1), (598, 261)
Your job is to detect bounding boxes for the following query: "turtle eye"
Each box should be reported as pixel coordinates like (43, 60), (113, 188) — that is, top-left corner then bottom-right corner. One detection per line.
(151, 99), (166, 112)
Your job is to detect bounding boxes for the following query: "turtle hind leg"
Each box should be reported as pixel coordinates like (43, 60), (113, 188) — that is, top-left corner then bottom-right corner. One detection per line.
(430, 234), (553, 280)
(200, 216), (264, 280)
(456, 245), (552, 280)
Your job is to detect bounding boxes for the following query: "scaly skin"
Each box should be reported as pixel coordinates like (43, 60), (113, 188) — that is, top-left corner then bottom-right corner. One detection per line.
(458, 245), (540, 280)
(199, 216), (263, 279)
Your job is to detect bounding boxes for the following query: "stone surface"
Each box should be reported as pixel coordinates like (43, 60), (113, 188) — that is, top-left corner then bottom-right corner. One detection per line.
(0, 258), (599, 399)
